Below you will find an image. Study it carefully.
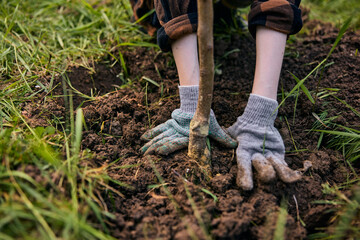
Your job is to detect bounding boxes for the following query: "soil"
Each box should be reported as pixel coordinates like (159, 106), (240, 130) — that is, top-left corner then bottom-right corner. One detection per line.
(27, 20), (360, 239)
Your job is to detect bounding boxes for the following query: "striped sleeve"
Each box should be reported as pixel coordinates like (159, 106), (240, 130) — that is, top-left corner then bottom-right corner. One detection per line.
(248, 0), (303, 38)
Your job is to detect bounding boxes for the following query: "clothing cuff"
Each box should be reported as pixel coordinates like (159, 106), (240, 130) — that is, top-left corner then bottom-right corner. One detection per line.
(248, 0), (303, 39)
(157, 12), (198, 52)
(238, 94), (278, 127)
(179, 85), (199, 113)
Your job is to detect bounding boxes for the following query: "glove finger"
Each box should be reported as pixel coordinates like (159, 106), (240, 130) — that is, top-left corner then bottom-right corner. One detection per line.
(251, 153), (276, 183)
(209, 113), (237, 148)
(143, 133), (183, 155)
(141, 122), (169, 141)
(273, 153), (288, 166)
(140, 129), (176, 154)
(267, 154), (302, 183)
(236, 150), (253, 191)
(209, 126), (238, 148)
(157, 137), (189, 155)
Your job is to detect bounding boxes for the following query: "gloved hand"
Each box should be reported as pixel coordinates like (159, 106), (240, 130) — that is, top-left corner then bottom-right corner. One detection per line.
(140, 109), (238, 155)
(227, 94), (302, 190)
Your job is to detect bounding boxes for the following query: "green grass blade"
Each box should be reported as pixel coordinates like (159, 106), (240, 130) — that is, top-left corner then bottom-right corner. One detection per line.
(273, 197), (288, 240)
(134, 9), (155, 24)
(73, 108), (83, 157)
(333, 184), (360, 239)
(290, 72), (315, 104)
(278, 17), (351, 110)
(315, 130), (360, 139)
(0, 232), (14, 240)
(332, 95), (360, 118)
(201, 188), (218, 202)
(141, 76), (160, 87)
(117, 42), (159, 48)
(119, 51), (128, 78)
(327, 17), (353, 58)
(0, 171), (39, 187)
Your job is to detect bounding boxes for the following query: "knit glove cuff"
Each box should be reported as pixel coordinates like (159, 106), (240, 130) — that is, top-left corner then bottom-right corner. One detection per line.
(179, 85), (199, 113)
(228, 94), (279, 136)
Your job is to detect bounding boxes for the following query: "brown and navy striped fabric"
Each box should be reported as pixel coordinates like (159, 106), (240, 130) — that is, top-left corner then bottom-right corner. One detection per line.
(248, 0), (302, 38)
(130, 0), (302, 52)
(154, 0), (198, 51)
(129, 0), (158, 36)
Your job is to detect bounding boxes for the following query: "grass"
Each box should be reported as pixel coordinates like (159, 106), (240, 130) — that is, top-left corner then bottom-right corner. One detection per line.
(273, 197), (288, 240)
(309, 127), (360, 239)
(0, 0), (146, 238)
(309, 183), (360, 239)
(278, 16), (352, 112)
(0, 100), (118, 239)
(0, 0), (360, 239)
(0, 0), (152, 96)
(302, 0), (360, 30)
(308, 85), (360, 239)
(149, 159), (201, 240)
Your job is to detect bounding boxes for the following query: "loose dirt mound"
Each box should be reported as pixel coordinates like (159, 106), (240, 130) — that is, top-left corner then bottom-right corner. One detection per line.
(31, 21), (359, 239)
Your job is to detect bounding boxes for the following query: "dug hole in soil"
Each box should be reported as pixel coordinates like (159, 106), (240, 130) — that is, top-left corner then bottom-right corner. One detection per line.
(30, 20), (360, 239)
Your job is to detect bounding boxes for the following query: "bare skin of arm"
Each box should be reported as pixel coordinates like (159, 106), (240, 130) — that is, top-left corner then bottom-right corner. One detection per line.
(171, 33), (199, 86)
(171, 26), (287, 95)
(252, 26), (287, 99)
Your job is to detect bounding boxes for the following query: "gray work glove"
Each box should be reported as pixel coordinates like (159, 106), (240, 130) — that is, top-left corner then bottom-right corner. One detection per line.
(141, 109), (237, 155)
(140, 85), (237, 155)
(227, 94), (302, 190)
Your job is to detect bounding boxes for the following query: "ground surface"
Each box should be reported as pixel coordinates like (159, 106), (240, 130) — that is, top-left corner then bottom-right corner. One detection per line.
(28, 21), (360, 239)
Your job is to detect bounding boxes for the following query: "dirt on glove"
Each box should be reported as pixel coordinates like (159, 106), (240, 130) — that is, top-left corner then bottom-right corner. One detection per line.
(25, 20), (360, 239)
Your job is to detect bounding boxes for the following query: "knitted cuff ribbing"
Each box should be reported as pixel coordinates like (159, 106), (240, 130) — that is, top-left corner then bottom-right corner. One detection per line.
(179, 85), (199, 113)
(238, 94), (278, 127)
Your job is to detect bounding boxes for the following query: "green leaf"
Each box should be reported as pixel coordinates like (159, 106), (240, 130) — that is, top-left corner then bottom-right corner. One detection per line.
(327, 17), (352, 58)
(201, 188), (218, 202)
(141, 76), (160, 87)
(315, 130), (360, 138)
(290, 72), (315, 104)
(0, 171), (38, 187)
(73, 108), (83, 157)
(273, 197), (288, 240)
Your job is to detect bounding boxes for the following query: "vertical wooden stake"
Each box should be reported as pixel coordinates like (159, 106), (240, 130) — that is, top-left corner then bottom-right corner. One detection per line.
(188, 0), (214, 176)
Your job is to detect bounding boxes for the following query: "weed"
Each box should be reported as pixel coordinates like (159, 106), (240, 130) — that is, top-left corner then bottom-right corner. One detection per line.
(0, 0), (152, 98)
(277, 17), (351, 111)
(0, 107), (117, 239)
(310, 183), (360, 239)
(311, 94), (360, 164)
(184, 183), (212, 240)
(0, 12), (138, 233)
(273, 197), (288, 240)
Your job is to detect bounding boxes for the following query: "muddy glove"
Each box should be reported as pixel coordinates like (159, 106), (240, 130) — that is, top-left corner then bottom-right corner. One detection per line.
(227, 94), (302, 190)
(140, 86), (237, 155)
